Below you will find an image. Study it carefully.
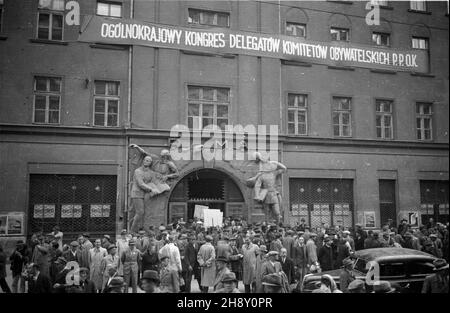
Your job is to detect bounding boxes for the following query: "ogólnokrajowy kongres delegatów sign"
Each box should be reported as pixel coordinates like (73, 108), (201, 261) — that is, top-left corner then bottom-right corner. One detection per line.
(78, 16), (428, 73)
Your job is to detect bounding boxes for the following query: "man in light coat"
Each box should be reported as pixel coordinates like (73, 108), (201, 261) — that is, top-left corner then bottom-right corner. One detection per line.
(197, 235), (216, 293)
(159, 234), (182, 273)
(306, 233), (319, 272)
(242, 236), (258, 293)
(89, 238), (107, 292)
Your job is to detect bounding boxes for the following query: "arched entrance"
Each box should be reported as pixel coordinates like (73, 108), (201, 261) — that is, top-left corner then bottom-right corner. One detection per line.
(167, 168), (246, 223)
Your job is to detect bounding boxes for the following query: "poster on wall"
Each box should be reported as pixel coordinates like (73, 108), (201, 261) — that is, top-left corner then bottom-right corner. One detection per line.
(0, 212), (24, 236)
(409, 212), (419, 227)
(363, 211), (376, 228)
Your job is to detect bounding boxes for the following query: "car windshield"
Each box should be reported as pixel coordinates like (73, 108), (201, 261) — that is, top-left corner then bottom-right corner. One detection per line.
(353, 258), (368, 274)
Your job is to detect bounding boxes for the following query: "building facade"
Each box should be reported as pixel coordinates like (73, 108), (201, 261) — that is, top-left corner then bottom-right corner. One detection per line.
(0, 0), (448, 243)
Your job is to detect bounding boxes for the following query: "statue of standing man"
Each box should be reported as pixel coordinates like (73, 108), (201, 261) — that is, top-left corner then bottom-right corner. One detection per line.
(246, 152), (287, 224)
(129, 144), (179, 232)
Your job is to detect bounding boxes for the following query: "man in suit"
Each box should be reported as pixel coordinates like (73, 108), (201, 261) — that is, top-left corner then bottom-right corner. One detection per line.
(261, 251), (282, 281)
(182, 234), (198, 293)
(63, 241), (82, 264)
(318, 236), (335, 272)
(422, 258), (449, 293)
(102, 265), (119, 293)
(27, 263), (52, 293)
(213, 257), (231, 291)
(282, 230), (295, 260)
(279, 248), (295, 285)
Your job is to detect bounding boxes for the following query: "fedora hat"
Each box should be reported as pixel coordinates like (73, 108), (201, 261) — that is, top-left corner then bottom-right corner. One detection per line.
(109, 277), (125, 288)
(373, 280), (395, 293)
(141, 270), (160, 283)
(259, 245), (268, 253)
(221, 272), (238, 283)
(215, 256), (229, 263)
(267, 250), (279, 257)
(433, 259), (449, 271)
(262, 274), (282, 287)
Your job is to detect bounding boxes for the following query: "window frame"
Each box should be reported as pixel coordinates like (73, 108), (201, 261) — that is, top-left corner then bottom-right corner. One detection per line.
(410, 0), (427, 12)
(285, 21), (307, 38)
(93, 80), (121, 127)
(372, 32), (391, 47)
(187, 8), (230, 28)
(36, 8), (64, 41)
(330, 27), (350, 42)
(186, 85), (231, 130)
(32, 75), (62, 125)
(375, 98), (394, 140)
(331, 96), (353, 138)
(415, 102), (433, 141)
(411, 36), (429, 50)
(96, 1), (123, 18)
(0, 0), (4, 34)
(286, 92), (309, 136)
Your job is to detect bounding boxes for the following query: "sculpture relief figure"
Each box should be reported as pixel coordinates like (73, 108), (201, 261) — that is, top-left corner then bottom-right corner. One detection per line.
(129, 144), (179, 231)
(246, 152), (287, 223)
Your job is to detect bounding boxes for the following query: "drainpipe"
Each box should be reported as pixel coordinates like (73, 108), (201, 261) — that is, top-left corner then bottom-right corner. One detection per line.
(124, 0), (134, 232)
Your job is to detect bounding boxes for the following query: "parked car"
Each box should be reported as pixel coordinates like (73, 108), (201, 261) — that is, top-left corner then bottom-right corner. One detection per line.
(301, 248), (437, 293)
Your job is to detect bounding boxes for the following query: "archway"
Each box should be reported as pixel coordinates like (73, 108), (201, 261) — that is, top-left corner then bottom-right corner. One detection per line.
(167, 168), (246, 224)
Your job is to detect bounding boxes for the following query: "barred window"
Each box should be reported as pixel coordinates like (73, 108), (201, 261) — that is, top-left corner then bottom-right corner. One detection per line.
(412, 37), (429, 50)
(37, 0), (64, 41)
(94, 81), (120, 127)
(187, 86), (230, 130)
(97, 1), (122, 18)
(332, 97), (352, 137)
(286, 22), (306, 38)
(372, 32), (390, 46)
(188, 8), (230, 27)
(410, 0), (427, 11)
(376, 99), (393, 139)
(33, 76), (61, 124)
(287, 94), (308, 135)
(416, 102), (432, 140)
(330, 27), (349, 41)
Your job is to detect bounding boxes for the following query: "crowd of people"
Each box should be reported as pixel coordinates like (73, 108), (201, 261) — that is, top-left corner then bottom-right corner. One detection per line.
(0, 217), (448, 294)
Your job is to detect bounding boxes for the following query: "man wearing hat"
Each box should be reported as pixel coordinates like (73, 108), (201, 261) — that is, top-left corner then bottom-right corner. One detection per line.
(102, 234), (112, 250)
(121, 239), (142, 293)
(214, 256), (231, 291)
(339, 257), (355, 293)
(306, 233), (318, 272)
(282, 230), (295, 260)
(197, 235), (216, 293)
(422, 258), (449, 293)
(347, 279), (365, 293)
(116, 229), (129, 276)
(182, 234), (199, 293)
(9, 239), (30, 293)
(318, 236), (334, 272)
(215, 272), (240, 293)
(242, 236), (258, 293)
(403, 231), (421, 250)
(102, 264), (119, 293)
(63, 241), (82, 264)
(140, 270), (161, 293)
(101, 244), (119, 291)
(261, 251), (282, 281)
(254, 245), (267, 293)
(429, 233), (444, 258)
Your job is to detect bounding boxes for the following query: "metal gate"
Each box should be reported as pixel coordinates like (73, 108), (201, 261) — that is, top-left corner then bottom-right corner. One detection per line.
(420, 180), (449, 224)
(289, 178), (354, 229)
(29, 174), (117, 241)
(379, 180), (397, 227)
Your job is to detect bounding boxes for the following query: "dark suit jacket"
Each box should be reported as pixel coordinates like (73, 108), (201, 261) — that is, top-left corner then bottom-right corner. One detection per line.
(318, 245), (334, 272)
(293, 245), (308, 268)
(28, 273), (52, 293)
(182, 242), (198, 271)
(280, 257), (296, 284)
(63, 250), (82, 264)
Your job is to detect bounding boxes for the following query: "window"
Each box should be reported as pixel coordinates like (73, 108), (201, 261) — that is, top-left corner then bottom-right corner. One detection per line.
(410, 0), (427, 11)
(412, 37), (429, 50)
(187, 86), (230, 130)
(33, 76), (61, 124)
(96, 1), (122, 18)
(372, 32), (390, 46)
(330, 27), (349, 41)
(287, 94), (308, 135)
(379, 262), (406, 278)
(37, 0), (64, 41)
(416, 102), (432, 140)
(376, 99), (393, 139)
(286, 22), (306, 38)
(332, 97), (352, 137)
(188, 8), (229, 27)
(94, 81), (119, 127)
(0, 0), (4, 33)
